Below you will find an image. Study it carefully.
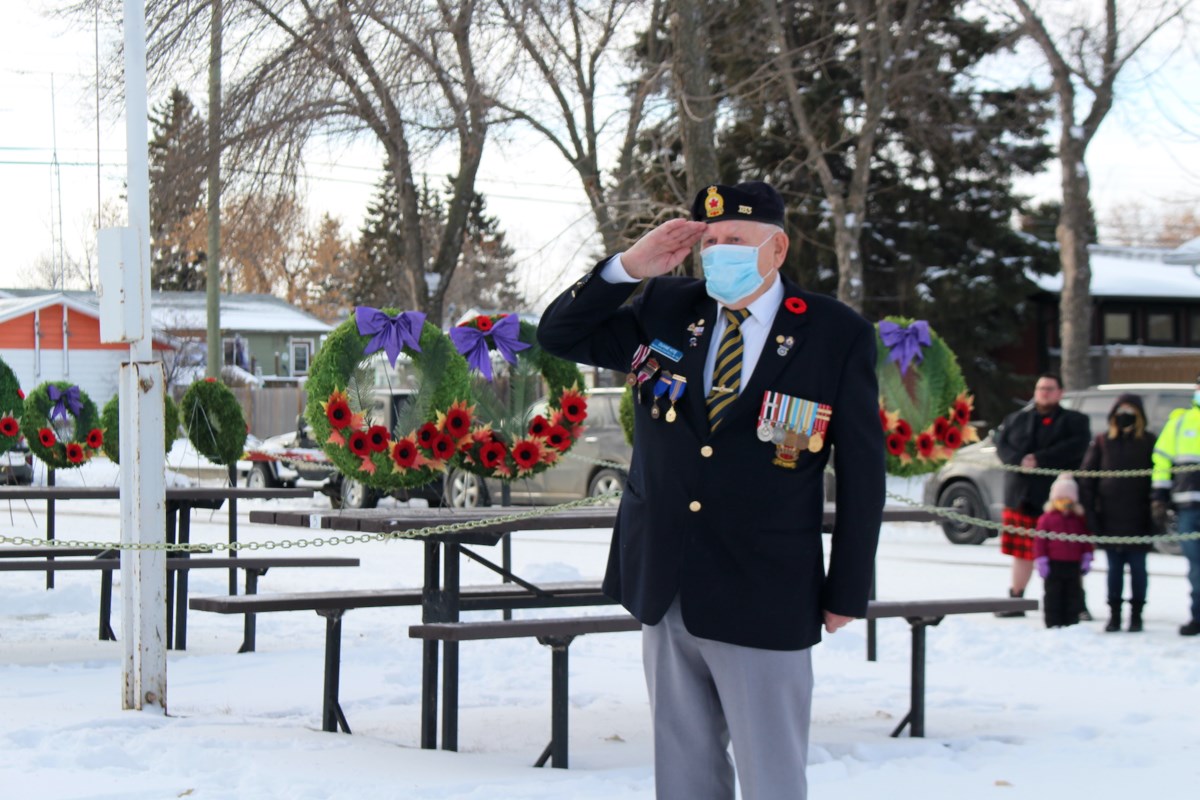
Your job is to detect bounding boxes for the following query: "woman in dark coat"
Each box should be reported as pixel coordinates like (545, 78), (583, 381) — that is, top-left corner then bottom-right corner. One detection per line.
(1079, 393), (1156, 632)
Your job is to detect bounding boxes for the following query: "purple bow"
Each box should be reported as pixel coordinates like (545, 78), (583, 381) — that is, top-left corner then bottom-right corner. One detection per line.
(448, 314), (531, 382)
(355, 307), (425, 368)
(48, 384), (82, 422)
(878, 320), (931, 376)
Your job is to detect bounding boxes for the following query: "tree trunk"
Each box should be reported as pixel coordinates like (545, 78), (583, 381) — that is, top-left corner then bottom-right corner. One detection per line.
(1057, 134), (1093, 390)
(670, 0), (718, 276)
(833, 215), (865, 313)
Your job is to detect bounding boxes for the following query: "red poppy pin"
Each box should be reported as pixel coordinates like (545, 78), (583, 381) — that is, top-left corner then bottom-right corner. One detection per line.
(1042, 417), (1052, 426)
(784, 297), (807, 315)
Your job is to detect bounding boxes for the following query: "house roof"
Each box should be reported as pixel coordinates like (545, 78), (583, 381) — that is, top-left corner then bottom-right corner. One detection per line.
(1164, 237), (1200, 266)
(1030, 245), (1200, 299)
(0, 289), (333, 335)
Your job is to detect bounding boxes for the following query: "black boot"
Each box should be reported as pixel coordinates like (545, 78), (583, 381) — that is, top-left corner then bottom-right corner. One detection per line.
(1105, 601), (1122, 633)
(1128, 602), (1144, 633)
(1179, 619), (1200, 636)
(995, 588), (1027, 618)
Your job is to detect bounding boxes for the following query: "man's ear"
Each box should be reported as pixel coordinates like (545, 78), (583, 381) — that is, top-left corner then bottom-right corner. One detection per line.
(771, 231), (790, 268)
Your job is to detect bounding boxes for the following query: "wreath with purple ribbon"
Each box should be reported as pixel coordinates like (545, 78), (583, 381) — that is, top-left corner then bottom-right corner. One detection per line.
(875, 316), (979, 477)
(305, 307), (474, 492)
(450, 315), (587, 481)
(21, 381), (103, 469)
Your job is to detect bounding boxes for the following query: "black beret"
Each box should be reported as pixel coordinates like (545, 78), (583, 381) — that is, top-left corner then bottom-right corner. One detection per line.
(691, 181), (785, 227)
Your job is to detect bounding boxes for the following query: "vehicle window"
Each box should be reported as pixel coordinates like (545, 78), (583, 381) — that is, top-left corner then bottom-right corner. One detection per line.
(1147, 392), (1192, 431)
(1063, 393), (1109, 434)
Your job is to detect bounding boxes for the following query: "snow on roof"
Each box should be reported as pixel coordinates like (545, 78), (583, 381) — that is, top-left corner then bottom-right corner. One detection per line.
(150, 292), (333, 334)
(1030, 245), (1200, 299)
(1164, 237), (1200, 266)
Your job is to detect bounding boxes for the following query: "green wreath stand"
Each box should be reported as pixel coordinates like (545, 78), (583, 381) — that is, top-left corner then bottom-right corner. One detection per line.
(181, 379), (247, 466)
(21, 381), (103, 470)
(0, 356), (24, 455)
(305, 308), (473, 491)
(453, 316), (587, 480)
(100, 393), (181, 463)
(876, 316), (979, 477)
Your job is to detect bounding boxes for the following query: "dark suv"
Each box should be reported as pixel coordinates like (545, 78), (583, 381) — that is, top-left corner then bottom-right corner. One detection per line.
(922, 383), (1193, 545)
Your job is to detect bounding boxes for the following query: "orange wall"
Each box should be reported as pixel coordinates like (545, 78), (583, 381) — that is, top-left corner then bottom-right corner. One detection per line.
(0, 306), (170, 351)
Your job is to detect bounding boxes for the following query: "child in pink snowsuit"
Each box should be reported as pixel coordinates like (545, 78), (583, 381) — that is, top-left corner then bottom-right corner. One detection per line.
(1034, 473), (1095, 627)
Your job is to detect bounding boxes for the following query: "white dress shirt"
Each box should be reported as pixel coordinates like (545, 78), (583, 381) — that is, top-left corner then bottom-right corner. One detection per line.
(600, 254), (783, 394)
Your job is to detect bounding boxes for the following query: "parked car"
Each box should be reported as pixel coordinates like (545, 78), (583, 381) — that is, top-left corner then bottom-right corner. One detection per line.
(446, 387), (631, 507)
(1, 440), (33, 485)
(922, 383), (1193, 547)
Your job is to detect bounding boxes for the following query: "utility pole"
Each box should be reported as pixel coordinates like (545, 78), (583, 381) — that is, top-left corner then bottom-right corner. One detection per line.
(206, 0), (223, 378)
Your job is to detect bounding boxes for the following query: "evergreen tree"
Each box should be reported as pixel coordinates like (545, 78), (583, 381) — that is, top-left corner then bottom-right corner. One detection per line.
(148, 88), (207, 291)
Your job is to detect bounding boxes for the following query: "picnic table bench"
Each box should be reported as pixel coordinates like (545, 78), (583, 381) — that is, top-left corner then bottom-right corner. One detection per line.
(2, 555), (359, 649)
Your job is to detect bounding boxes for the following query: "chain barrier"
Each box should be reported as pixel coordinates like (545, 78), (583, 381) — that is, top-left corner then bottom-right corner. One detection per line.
(0, 492), (623, 553)
(988, 461), (1200, 477)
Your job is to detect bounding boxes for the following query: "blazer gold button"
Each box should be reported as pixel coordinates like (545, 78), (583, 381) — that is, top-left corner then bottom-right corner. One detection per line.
(700, 445), (713, 457)
(689, 500), (702, 512)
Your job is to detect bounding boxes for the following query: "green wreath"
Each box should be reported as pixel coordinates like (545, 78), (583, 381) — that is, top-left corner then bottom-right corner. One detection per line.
(451, 315), (587, 480)
(875, 316), (979, 477)
(305, 307), (473, 491)
(0, 357), (24, 455)
(100, 393), (181, 463)
(181, 378), (247, 466)
(21, 381), (103, 470)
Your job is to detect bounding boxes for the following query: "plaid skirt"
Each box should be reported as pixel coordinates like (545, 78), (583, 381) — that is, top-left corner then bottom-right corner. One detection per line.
(1000, 508), (1038, 560)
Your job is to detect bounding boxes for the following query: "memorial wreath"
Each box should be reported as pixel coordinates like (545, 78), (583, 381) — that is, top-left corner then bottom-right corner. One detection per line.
(100, 392), (181, 463)
(181, 378), (247, 467)
(0, 357), (24, 455)
(21, 381), (103, 469)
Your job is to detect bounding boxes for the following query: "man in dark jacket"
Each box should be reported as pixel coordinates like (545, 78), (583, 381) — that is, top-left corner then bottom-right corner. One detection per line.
(994, 374), (1090, 615)
(537, 181), (884, 800)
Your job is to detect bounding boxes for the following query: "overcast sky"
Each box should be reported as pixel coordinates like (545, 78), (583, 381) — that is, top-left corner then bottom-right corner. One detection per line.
(1, 2), (1197, 305)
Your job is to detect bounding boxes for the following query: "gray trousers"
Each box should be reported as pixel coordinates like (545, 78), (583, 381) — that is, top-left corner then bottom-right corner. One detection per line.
(642, 598), (814, 800)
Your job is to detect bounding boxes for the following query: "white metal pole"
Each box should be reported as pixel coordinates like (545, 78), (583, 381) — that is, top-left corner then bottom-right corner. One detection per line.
(119, 0), (168, 713)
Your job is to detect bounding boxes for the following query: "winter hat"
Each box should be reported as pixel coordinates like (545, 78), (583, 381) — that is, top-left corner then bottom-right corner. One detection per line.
(1049, 473), (1079, 504)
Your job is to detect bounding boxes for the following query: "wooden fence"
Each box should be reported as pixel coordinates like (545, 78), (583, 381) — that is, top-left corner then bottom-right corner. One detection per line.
(1106, 354), (1200, 384)
(230, 387), (306, 439)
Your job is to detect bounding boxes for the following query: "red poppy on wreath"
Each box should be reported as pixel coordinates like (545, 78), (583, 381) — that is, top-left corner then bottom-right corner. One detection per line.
(431, 434), (456, 461)
(879, 408), (889, 431)
(66, 443), (85, 464)
(784, 297), (807, 315)
(953, 400), (971, 427)
(479, 440), (507, 469)
(943, 425), (964, 450)
(86, 428), (104, 449)
(392, 438), (418, 469)
(0, 416), (18, 437)
(933, 416), (950, 440)
(559, 389), (587, 424)
(38, 427), (56, 448)
(476, 315), (494, 333)
(894, 418), (913, 441)
(348, 431), (371, 457)
(528, 415), (550, 437)
(325, 393), (353, 429)
(545, 424), (572, 452)
(915, 432), (936, 458)
(417, 422), (439, 448)
(204, 377), (217, 383)
(367, 425), (390, 453)
(17, 389), (24, 400)
(512, 439), (541, 470)
(442, 404), (472, 439)
(885, 433), (907, 456)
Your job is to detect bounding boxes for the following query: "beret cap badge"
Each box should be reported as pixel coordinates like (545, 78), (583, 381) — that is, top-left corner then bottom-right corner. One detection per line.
(704, 186), (725, 218)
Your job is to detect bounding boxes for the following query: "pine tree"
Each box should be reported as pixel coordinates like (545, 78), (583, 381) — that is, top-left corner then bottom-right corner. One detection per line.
(148, 88), (208, 291)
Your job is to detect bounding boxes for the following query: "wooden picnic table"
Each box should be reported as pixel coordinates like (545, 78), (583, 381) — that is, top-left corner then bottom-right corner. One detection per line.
(249, 503), (939, 751)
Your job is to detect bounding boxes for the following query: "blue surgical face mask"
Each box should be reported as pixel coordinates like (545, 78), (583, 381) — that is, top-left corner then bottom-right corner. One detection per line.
(700, 232), (776, 305)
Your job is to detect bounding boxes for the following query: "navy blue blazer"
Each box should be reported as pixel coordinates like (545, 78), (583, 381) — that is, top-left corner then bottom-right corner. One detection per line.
(537, 265), (885, 651)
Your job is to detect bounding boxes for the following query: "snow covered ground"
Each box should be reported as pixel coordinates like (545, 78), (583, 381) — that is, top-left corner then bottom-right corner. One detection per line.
(1, 471), (1198, 799)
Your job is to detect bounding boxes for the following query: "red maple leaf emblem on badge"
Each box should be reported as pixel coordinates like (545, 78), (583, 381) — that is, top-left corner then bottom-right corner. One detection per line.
(708, 197), (719, 209)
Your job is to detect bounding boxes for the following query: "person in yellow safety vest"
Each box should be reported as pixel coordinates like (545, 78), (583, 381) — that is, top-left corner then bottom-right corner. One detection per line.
(1150, 373), (1200, 636)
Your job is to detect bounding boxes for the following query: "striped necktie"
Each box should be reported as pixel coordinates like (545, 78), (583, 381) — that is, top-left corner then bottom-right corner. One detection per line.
(706, 308), (751, 432)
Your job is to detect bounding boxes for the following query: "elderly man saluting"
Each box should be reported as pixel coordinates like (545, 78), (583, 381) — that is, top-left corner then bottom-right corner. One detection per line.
(537, 181), (884, 800)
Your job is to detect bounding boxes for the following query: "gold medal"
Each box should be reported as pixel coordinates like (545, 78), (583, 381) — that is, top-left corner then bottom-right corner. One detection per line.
(665, 406), (677, 423)
(808, 432), (824, 453)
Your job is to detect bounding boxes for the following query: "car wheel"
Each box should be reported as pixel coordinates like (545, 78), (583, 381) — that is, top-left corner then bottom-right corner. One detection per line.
(246, 462), (279, 489)
(446, 470), (489, 508)
(587, 468), (625, 504)
(937, 481), (991, 545)
(341, 477), (378, 509)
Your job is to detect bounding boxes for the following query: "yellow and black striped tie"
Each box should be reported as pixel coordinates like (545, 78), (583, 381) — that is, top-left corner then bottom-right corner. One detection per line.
(706, 308), (751, 432)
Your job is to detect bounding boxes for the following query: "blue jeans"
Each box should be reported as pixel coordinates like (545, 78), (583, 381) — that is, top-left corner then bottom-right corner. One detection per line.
(1174, 507), (1200, 623)
(1105, 550), (1148, 604)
